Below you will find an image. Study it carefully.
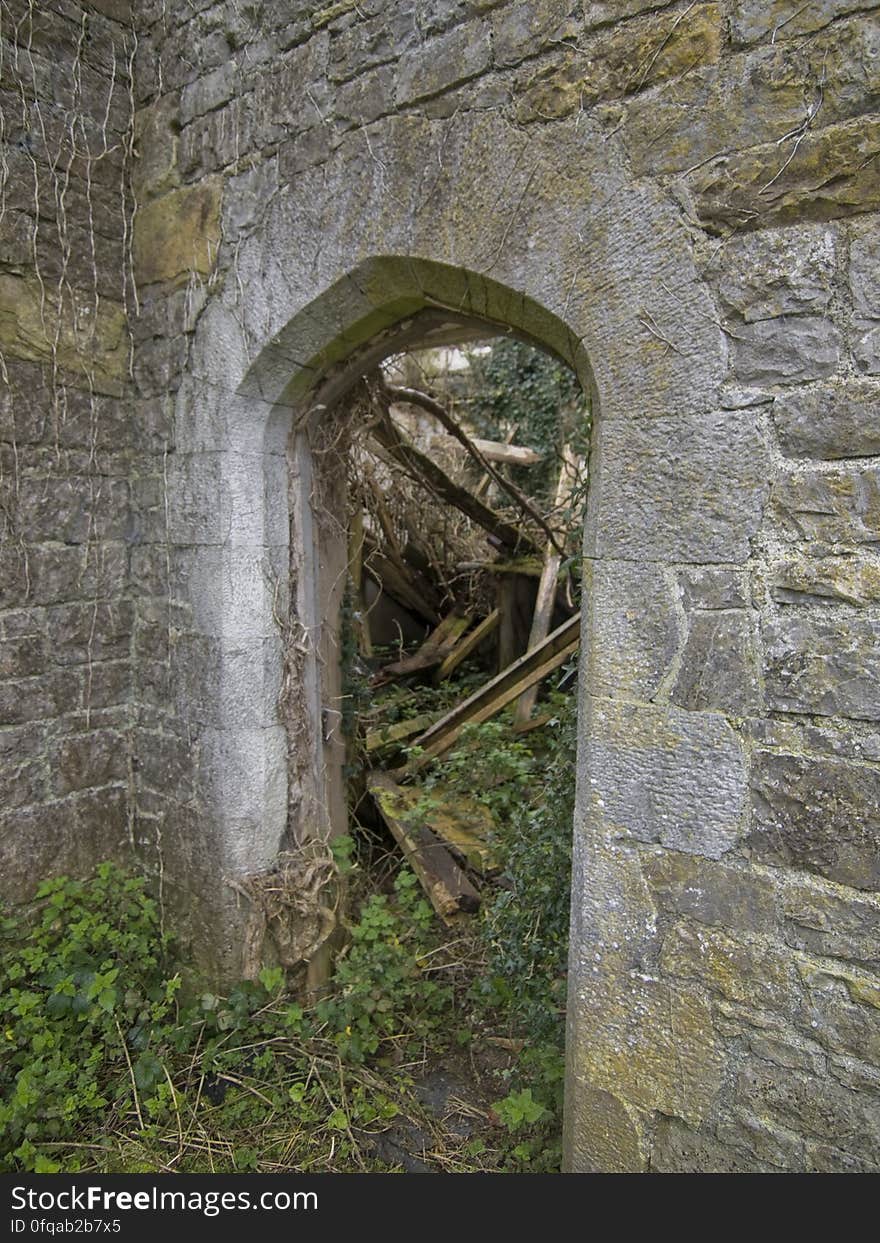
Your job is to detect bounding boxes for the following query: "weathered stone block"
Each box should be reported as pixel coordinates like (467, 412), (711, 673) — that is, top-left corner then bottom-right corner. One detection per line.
(750, 750), (880, 889)
(746, 1030), (824, 1074)
(180, 62), (237, 126)
(0, 635), (47, 680)
(45, 602), (134, 667)
(677, 566), (747, 610)
(671, 608), (760, 714)
(660, 921), (799, 1012)
(394, 19), (491, 106)
(582, 561), (680, 700)
(735, 1061), (880, 1162)
(53, 729), (128, 796)
(83, 0), (132, 21)
(133, 93), (181, 202)
(0, 802), (78, 899)
(0, 675), (62, 728)
(0, 724), (47, 810)
(13, 475), (130, 545)
(131, 728), (194, 802)
(769, 465), (880, 550)
(730, 0), (880, 46)
(572, 976), (724, 1126)
(514, 3), (720, 122)
(782, 876), (880, 966)
(850, 215), (880, 319)
(565, 1078), (648, 1172)
(652, 1116), (774, 1172)
(764, 611), (880, 720)
(178, 98), (257, 179)
(731, 316), (840, 386)
(336, 62), (395, 126)
(716, 1111), (805, 1169)
(491, 0), (579, 67)
(132, 179), (222, 287)
(585, 700), (748, 858)
(712, 225), (837, 322)
(82, 659), (132, 711)
(583, 0), (672, 27)
(855, 321), (880, 374)
(0, 274), (128, 389)
(798, 977), (880, 1068)
(806, 1142), (875, 1173)
(687, 116), (880, 233)
(585, 409), (770, 563)
(643, 850), (778, 934)
(770, 555), (880, 607)
(772, 378), (880, 459)
(328, 7), (415, 81)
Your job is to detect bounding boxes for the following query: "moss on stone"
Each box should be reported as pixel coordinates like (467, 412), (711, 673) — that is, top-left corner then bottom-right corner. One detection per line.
(133, 179), (222, 287)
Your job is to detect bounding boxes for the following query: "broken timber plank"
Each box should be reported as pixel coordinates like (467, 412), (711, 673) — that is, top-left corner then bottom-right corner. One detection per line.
(386, 385), (561, 553)
(434, 609), (500, 683)
(372, 777), (500, 873)
(364, 714), (435, 754)
(457, 557), (544, 576)
(368, 772), (481, 922)
(402, 613), (581, 771)
(374, 611), (472, 682)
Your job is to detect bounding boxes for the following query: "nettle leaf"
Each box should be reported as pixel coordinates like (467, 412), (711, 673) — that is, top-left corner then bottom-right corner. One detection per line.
(133, 1051), (163, 1094)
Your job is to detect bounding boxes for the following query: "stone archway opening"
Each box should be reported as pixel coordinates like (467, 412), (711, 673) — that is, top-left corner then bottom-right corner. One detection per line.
(280, 304), (591, 1015)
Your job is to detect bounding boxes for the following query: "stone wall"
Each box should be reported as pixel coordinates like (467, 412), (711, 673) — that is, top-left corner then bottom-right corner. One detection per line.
(0, 1), (136, 895)
(2, 0), (880, 1172)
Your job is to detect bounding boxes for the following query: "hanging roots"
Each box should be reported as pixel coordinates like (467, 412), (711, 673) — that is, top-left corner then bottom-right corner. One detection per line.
(233, 849), (341, 981)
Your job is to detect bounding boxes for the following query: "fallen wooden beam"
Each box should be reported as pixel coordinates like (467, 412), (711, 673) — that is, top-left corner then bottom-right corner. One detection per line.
(434, 609), (500, 683)
(373, 611), (471, 682)
(425, 435), (543, 466)
(362, 534), (441, 626)
(387, 384), (562, 554)
(364, 714), (435, 754)
(372, 776), (500, 873)
(402, 613), (581, 771)
(348, 504), (372, 657)
(370, 409), (540, 557)
(368, 772), (481, 922)
(457, 558), (544, 577)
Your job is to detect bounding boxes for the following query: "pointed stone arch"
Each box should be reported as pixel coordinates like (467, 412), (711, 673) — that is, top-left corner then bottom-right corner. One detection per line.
(167, 112), (766, 1170)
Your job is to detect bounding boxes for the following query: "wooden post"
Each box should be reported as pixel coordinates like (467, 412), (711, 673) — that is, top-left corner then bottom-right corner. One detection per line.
(348, 503), (372, 656)
(514, 447), (582, 727)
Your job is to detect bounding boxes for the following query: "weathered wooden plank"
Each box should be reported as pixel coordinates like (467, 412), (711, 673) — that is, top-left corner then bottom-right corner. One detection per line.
(402, 613), (581, 770)
(434, 609), (500, 683)
(348, 504), (373, 656)
(364, 713), (435, 754)
(368, 772), (481, 922)
(373, 777), (500, 873)
(362, 534), (441, 626)
(426, 435), (543, 466)
(457, 557), (544, 576)
(374, 611), (472, 682)
(387, 384), (561, 553)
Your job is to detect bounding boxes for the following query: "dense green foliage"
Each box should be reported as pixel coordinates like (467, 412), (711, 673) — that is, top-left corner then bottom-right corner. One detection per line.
(0, 866), (177, 1173)
(458, 338), (590, 501)
(0, 730), (575, 1176)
